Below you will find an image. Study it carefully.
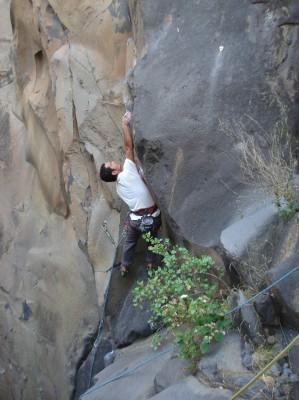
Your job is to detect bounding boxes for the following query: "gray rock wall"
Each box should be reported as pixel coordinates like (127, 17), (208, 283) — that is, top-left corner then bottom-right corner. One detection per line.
(0, 0), (298, 399)
(130, 0), (299, 246)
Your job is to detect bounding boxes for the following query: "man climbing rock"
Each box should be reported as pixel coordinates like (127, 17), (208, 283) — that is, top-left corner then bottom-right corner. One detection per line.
(99, 111), (162, 277)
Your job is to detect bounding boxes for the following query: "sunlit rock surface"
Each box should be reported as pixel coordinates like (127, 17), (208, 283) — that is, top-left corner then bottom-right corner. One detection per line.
(1, 0), (131, 398)
(1, 0), (299, 399)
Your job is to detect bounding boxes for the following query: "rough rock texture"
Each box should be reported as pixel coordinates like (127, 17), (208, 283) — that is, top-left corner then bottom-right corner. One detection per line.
(74, 338), (112, 400)
(154, 356), (192, 393)
(198, 331), (269, 399)
(265, 213), (299, 328)
(284, 332), (299, 400)
(81, 335), (234, 400)
(220, 200), (281, 285)
(253, 293), (277, 325)
(266, 251), (299, 329)
(129, 0), (299, 248)
(232, 290), (266, 346)
(149, 376), (233, 400)
(1, 0), (131, 398)
(199, 331), (254, 380)
(1, 0), (299, 399)
(82, 336), (176, 400)
(272, 213), (299, 268)
(113, 277), (154, 347)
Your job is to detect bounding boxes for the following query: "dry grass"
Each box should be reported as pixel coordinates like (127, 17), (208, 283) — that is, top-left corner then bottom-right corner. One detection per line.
(219, 116), (298, 206)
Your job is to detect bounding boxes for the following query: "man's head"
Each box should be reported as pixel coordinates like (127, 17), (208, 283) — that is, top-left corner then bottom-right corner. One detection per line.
(99, 161), (121, 182)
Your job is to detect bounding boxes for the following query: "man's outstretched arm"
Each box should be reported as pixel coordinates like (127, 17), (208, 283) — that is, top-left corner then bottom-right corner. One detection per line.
(122, 111), (134, 161)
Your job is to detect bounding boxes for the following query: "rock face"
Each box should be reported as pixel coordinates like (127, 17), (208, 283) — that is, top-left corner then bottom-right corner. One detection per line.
(81, 335), (234, 400)
(1, 0), (131, 398)
(129, 0), (299, 247)
(1, 0), (299, 399)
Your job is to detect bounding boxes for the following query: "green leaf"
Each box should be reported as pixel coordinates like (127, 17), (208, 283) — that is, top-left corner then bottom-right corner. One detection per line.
(214, 332), (224, 342)
(200, 341), (209, 354)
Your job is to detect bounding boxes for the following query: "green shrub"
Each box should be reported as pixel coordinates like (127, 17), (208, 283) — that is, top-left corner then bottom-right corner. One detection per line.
(275, 190), (299, 224)
(132, 234), (231, 360)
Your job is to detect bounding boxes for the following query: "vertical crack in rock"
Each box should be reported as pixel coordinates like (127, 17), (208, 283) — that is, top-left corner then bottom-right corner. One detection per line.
(168, 147), (183, 214)
(24, 101), (69, 217)
(108, 0), (132, 33)
(20, 300), (32, 321)
(71, 101), (97, 261)
(0, 111), (12, 174)
(85, 52), (123, 137)
(0, 67), (13, 88)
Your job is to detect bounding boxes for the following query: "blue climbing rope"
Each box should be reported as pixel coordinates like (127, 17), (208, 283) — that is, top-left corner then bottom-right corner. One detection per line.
(80, 263), (299, 399)
(86, 224), (127, 390)
(80, 345), (178, 398)
(224, 264), (299, 316)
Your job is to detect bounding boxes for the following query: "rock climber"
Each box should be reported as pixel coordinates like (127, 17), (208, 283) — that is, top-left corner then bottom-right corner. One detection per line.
(99, 111), (162, 277)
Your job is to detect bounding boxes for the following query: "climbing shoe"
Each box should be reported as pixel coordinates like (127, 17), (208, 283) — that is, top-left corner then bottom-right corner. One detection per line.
(120, 265), (128, 277)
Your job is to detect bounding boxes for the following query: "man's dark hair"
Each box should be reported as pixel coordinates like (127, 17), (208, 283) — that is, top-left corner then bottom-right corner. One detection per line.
(99, 163), (117, 182)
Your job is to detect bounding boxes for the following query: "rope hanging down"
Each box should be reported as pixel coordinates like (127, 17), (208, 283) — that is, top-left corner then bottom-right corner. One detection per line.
(85, 222), (127, 390)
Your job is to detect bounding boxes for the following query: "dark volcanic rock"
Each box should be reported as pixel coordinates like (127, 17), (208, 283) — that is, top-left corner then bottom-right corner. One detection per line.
(272, 214), (299, 268)
(266, 252), (299, 330)
(253, 293), (277, 325)
(129, 0), (299, 249)
(288, 340), (299, 400)
(150, 376), (233, 400)
(232, 290), (266, 346)
(154, 355), (192, 393)
(114, 277), (154, 347)
(74, 338), (113, 400)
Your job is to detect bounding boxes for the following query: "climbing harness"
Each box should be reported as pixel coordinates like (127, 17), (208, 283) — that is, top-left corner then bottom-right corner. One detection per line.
(80, 263), (299, 400)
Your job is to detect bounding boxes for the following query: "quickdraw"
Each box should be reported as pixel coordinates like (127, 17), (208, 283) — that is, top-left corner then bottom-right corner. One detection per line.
(101, 221), (127, 248)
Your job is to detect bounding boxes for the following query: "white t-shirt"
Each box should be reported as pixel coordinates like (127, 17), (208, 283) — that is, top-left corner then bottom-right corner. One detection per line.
(116, 159), (154, 212)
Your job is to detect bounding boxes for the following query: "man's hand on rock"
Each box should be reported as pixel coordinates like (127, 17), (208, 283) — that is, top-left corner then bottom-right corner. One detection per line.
(122, 111), (131, 128)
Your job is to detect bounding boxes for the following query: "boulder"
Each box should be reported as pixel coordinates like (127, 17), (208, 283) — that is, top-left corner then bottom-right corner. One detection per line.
(198, 331), (269, 399)
(230, 374), (270, 400)
(75, 338), (113, 400)
(289, 343), (299, 385)
(81, 335), (176, 400)
(154, 355), (192, 393)
(220, 201), (281, 285)
(253, 293), (277, 325)
(266, 252), (299, 329)
(198, 331), (252, 379)
(272, 214), (299, 268)
(149, 376), (233, 400)
(81, 334), (234, 400)
(130, 0), (299, 249)
(231, 290), (266, 346)
(113, 274), (154, 347)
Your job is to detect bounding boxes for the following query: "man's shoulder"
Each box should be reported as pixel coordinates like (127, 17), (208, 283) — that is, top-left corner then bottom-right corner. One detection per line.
(123, 158), (138, 171)
(124, 158), (136, 166)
